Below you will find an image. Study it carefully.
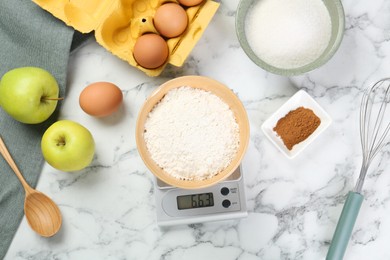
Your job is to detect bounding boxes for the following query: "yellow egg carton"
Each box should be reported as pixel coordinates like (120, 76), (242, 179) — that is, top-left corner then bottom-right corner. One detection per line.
(33, 0), (220, 76)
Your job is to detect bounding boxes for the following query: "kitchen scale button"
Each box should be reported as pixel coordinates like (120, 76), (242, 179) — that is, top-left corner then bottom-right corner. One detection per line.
(222, 199), (231, 208)
(220, 187), (230, 196)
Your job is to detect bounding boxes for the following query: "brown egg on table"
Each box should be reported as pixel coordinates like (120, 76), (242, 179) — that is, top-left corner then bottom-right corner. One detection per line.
(79, 82), (123, 117)
(133, 33), (169, 69)
(177, 0), (204, 7)
(153, 3), (188, 38)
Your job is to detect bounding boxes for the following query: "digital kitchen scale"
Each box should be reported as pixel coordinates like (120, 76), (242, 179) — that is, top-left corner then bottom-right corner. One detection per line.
(155, 165), (248, 227)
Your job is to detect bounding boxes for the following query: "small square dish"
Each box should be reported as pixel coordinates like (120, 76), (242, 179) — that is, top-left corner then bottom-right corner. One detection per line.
(261, 90), (332, 159)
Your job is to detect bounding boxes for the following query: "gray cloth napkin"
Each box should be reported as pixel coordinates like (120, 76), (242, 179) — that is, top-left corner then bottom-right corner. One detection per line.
(0, 1), (88, 258)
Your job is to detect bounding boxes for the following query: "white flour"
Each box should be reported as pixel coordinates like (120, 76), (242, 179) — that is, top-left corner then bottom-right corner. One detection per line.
(245, 0), (332, 69)
(144, 86), (240, 180)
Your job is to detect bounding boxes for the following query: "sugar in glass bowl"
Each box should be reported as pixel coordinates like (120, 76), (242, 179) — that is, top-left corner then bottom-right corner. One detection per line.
(235, 0), (345, 76)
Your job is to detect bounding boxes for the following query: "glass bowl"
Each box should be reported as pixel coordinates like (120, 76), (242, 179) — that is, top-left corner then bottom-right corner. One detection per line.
(235, 0), (345, 76)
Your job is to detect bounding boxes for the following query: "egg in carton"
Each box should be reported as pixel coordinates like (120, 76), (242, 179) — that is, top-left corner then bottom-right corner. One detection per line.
(33, 0), (220, 76)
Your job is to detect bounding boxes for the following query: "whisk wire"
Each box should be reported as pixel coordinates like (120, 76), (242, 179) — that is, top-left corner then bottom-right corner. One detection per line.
(367, 82), (390, 162)
(355, 78), (390, 193)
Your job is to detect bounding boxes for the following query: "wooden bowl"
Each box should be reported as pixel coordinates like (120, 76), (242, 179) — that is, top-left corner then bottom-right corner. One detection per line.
(135, 76), (250, 189)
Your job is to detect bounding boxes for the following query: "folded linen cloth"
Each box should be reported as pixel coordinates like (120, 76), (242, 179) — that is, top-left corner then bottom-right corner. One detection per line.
(0, 1), (88, 258)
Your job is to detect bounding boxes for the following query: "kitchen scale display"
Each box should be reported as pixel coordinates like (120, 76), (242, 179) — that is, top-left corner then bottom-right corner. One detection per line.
(155, 166), (247, 226)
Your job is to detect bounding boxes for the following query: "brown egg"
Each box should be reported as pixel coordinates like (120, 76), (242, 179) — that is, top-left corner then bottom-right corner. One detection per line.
(154, 3), (188, 38)
(79, 82), (123, 117)
(177, 0), (204, 7)
(133, 34), (169, 69)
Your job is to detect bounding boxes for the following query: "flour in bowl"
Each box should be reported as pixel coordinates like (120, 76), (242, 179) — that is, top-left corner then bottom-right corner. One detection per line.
(144, 86), (240, 180)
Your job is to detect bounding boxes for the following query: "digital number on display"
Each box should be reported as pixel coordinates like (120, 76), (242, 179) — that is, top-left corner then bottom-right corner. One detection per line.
(177, 193), (214, 210)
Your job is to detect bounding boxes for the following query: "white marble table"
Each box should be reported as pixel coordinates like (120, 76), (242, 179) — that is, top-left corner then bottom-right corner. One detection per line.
(5, 0), (390, 259)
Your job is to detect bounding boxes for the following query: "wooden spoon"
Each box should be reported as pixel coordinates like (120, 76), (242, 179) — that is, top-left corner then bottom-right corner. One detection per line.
(0, 136), (62, 237)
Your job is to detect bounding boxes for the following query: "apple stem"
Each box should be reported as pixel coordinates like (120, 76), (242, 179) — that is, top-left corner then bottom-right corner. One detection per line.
(56, 137), (66, 146)
(42, 97), (64, 101)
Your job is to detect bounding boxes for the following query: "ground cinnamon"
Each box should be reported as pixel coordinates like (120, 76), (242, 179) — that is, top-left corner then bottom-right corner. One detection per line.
(273, 107), (321, 150)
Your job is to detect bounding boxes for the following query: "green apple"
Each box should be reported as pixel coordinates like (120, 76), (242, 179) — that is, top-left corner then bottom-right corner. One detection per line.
(0, 67), (61, 124)
(41, 120), (95, 172)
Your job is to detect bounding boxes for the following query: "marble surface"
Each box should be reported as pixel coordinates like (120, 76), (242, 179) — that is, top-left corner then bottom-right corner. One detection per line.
(5, 0), (390, 259)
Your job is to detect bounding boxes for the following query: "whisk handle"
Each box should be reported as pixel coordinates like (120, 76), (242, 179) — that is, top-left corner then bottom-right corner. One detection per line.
(326, 191), (363, 260)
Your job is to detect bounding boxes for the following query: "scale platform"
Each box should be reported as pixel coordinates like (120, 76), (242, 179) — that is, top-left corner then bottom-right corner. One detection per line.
(154, 165), (248, 227)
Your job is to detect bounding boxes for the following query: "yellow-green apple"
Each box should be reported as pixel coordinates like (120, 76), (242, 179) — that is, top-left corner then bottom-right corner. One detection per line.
(41, 120), (95, 172)
(0, 67), (61, 124)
